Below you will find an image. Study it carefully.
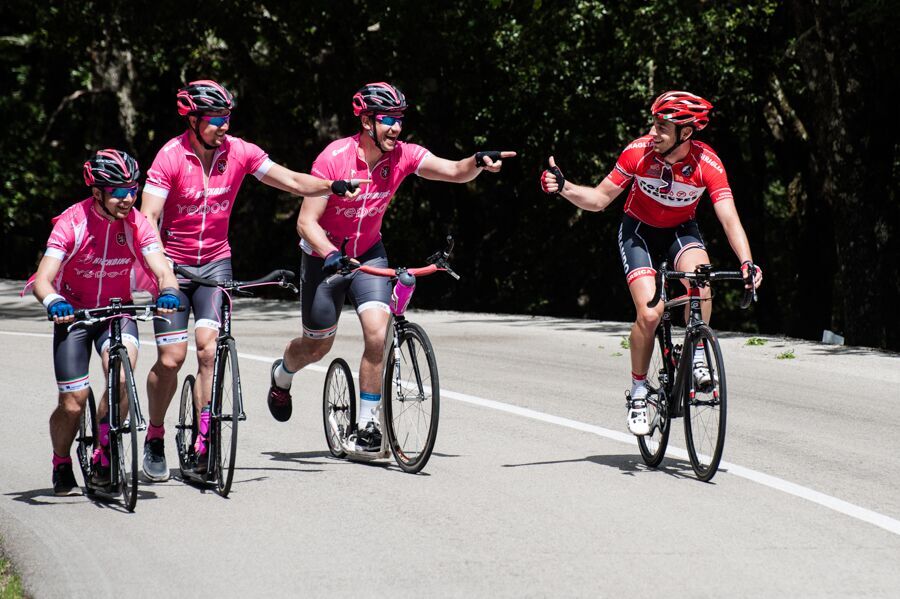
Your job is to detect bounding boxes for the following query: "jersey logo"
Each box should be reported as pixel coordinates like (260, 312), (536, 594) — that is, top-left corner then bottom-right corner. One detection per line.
(216, 158), (227, 174)
(380, 165), (390, 179)
(116, 233), (127, 246)
(681, 165), (694, 177)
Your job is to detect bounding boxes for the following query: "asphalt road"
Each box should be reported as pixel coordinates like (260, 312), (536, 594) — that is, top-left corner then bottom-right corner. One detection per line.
(1, 279), (898, 598)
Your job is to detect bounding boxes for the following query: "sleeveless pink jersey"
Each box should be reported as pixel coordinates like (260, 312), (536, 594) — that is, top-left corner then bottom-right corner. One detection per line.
(605, 136), (734, 228)
(44, 198), (161, 309)
(144, 132), (274, 265)
(306, 134), (431, 258)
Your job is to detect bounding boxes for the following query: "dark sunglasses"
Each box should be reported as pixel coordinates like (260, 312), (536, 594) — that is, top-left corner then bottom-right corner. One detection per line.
(659, 165), (674, 194)
(201, 114), (231, 127)
(104, 185), (138, 199)
(375, 114), (403, 127)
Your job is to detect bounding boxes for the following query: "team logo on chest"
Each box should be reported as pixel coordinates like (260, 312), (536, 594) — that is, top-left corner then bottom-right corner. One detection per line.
(380, 165), (390, 180)
(216, 158), (228, 175)
(116, 233), (127, 246)
(681, 164), (694, 177)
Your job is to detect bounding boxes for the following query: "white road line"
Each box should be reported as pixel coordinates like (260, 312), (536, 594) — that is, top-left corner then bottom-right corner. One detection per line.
(7, 329), (900, 537)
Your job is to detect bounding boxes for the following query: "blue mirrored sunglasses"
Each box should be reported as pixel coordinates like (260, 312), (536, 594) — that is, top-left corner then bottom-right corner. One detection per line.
(201, 114), (231, 127)
(375, 114), (403, 127)
(104, 185), (138, 199)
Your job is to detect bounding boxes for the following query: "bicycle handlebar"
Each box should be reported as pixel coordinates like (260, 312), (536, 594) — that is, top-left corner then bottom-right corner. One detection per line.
(173, 264), (298, 293)
(334, 235), (460, 281)
(647, 263), (757, 310)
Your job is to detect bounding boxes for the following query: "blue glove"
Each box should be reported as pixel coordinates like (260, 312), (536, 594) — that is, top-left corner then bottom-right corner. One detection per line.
(156, 287), (181, 310)
(47, 298), (74, 319)
(322, 250), (344, 275)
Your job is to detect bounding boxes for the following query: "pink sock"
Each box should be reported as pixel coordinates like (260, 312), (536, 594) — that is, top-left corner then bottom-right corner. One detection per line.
(198, 408), (210, 437)
(146, 422), (165, 441)
(99, 422), (110, 447)
(52, 452), (71, 467)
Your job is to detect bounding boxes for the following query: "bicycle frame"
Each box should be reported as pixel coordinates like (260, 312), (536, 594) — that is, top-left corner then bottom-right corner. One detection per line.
(105, 311), (147, 486)
(655, 287), (708, 419)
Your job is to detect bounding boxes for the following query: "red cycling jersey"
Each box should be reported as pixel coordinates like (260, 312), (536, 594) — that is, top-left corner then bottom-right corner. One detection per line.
(605, 135), (734, 228)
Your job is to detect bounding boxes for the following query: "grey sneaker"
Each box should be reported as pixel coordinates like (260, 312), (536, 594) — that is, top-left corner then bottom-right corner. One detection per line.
(142, 437), (170, 482)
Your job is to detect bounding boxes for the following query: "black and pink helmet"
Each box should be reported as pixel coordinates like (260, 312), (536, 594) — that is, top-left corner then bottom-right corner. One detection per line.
(352, 82), (408, 116)
(176, 80), (235, 116)
(82, 149), (140, 187)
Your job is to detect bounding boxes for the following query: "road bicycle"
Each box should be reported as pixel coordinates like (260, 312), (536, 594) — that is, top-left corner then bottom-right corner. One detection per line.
(73, 300), (175, 511)
(633, 262), (757, 482)
(173, 265), (297, 497)
(323, 237), (459, 474)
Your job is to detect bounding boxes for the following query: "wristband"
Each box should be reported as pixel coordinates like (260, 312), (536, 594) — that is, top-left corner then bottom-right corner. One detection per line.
(42, 293), (65, 309)
(159, 287), (180, 298)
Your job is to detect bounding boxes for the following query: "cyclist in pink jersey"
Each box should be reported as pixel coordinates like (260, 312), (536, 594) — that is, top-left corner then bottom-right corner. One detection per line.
(267, 81), (516, 452)
(30, 150), (179, 495)
(139, 80), (366, 481)
(541, 91), (762, 436)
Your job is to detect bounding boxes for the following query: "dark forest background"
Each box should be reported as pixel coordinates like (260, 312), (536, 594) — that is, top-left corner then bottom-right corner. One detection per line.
(2, 0), (897, 349)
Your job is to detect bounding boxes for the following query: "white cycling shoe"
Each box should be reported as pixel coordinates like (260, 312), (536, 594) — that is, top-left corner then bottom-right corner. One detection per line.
(626, 388), (650, 436)
(693, 362), (713, 391)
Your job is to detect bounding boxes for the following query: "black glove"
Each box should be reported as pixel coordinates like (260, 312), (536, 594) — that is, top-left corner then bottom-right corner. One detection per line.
(322, 250), (344, 275)
(331, 179), (360, 196)
(541, 166), (565, 195)
(474, 151), (502, 168)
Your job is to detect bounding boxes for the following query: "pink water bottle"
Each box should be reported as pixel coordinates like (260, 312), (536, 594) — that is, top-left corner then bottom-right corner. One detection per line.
(390, 270), (416, 315)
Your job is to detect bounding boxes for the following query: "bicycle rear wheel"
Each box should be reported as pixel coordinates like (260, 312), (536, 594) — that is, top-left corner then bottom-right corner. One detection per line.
(383, 322), (439, 474)
(683, 324), (727, 482)
(176, 375), (197, 478)
(637, 334), (672, 468)
(323, 358), (356, 458)
(214, 340), (240, 497)
(76, 389), (97, 490)
(112, 348), (139, 511)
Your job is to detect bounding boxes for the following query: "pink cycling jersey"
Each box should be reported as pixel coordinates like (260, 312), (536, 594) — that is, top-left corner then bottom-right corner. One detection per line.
(43, 198), (161, 309)
(605, 135), (734, 228)
(144, 132), (274, 265)
(306, 134), (431, 258)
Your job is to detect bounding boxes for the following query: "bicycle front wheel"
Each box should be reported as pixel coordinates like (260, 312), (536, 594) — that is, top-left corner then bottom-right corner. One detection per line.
(113, 348), (140, 511)
(176, 374), (197, 478)
(383, 322), (439, 474)
(637, 332), (672, 468)
(76, 389), (98, 491)
(214, 340), (240, 497)
(323, 358), (356, 458)
(683, 324), (727, 482)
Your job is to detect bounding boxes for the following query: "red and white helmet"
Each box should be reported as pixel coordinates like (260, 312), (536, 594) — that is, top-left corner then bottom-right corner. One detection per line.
(651, 91), (713, 130)
(352, 82), (407, 116)
(176, 80), (234, 116)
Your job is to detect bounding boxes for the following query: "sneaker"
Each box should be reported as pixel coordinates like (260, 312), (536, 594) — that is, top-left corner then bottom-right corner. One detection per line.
(91, 446), (111, 487)
(142, 437), (170, 482)
(52, 462), (79, 496)
(353, 422), (383, 453)
(693, 362), (713, 392)
(626, 393), (650, 436)
(267, 359), (293, 422)
(193, 433), (209, 474)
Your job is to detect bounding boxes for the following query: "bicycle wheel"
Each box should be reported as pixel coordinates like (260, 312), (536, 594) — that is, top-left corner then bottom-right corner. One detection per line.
(113, 348), (140, 511)
(76, 389), (98, 489)
(683, 324), (727, 482)
(322, 358), (356, 458)
(176, 374), (197, 478)
(383, 322), (439, 473)
(637, 334), (672, 468)
(213, 340), (240, 497)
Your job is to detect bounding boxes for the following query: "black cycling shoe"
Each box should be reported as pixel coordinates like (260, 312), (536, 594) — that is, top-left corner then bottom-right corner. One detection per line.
(354, 422), (382, 453)
(267, 359), (293, 422)
(91, 464), (111, 488)
(53, 462), (80, 496)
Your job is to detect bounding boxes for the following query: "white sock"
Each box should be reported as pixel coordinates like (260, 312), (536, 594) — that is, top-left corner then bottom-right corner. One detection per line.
(630, 379), (648, 400)
(694, 342), (706, 365)
(358, 392), (381, 427)
(274, 360), (296, 389)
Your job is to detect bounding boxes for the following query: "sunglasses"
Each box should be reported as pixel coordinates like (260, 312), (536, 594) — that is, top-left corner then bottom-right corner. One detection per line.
(659, 165), (673, 195)
(375, 114), (403, 127)
(201, 114), (231, 127)
(104, 185), (138, 199)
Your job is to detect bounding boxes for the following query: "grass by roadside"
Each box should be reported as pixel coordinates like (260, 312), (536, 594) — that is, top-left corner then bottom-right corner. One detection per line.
(0, 541), (25, 599)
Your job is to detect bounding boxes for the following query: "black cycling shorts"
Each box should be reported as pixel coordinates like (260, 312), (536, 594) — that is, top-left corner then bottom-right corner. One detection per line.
(53, 319), (139, 393)
(617, 214), (706, 285)
(300, 241), (392, 339)
(153, 258), (232, 345)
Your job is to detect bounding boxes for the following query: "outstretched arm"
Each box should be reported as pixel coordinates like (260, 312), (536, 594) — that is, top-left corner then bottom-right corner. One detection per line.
(541, 156), (624, 212)
(418, 151), (517, 183)
(261, 164), (334, 197)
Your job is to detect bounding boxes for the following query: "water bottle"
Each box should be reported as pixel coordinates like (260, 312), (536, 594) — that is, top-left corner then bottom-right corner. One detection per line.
(390, 270), (416, 315)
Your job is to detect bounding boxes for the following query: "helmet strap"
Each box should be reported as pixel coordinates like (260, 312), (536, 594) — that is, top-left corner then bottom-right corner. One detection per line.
(94, 189), (116, 218)
(365, 115), (387, 154)
(190, 116), (219, 151)
(660, 125), (692, 159)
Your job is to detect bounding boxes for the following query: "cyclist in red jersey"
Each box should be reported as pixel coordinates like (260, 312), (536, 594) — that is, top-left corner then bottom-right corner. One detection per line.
(139, 80), (366, 480)
(541, 91), (762, 436)
(267, 82), (516, 452)
(30, 150), (179, 495)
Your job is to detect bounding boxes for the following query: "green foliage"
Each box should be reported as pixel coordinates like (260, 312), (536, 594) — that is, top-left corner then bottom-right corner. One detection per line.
(745, 337), (767, 346)
(620, 336), (630, 350)
(776, 349), (795, 360)
(0, 553), (24, 599)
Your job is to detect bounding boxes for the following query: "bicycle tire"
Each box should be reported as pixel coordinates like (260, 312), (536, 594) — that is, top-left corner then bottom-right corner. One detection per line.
(637, 332), (672, 467)
(322, 358), (356, 458)
(383, 322), (439, 474)
(176, 374), (197, 478)
(683, 324), (727, 482)
(76, 389), (98, 491)
(214, 340), (240, 497)
(113, 348), (140, 511)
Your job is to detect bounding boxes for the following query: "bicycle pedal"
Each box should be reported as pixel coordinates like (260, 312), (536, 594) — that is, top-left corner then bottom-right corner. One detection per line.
(238, 412), (247, 421)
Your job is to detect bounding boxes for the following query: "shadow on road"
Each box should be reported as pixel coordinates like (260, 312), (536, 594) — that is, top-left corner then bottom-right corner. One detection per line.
(5, 487), (159, 511)
(502, 453), (710, 482)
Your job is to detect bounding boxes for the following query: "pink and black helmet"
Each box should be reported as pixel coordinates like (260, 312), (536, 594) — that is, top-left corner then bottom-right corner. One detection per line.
(651, 91), (713, 130)
(176, 80), (235, 116)
(82, 149), (140, 187)
(352, 82), (408, 116)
